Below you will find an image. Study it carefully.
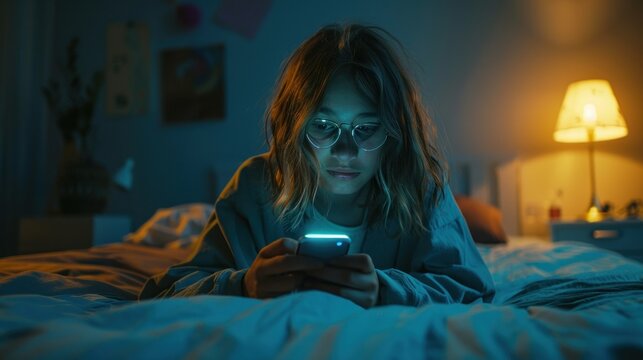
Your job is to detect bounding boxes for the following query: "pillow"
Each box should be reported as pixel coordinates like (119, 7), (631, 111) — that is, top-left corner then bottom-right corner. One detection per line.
(124, 203), (213, 249)
(454, 195), (508, 244)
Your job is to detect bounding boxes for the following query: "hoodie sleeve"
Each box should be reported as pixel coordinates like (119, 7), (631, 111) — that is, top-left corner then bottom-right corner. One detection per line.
(138, 156), (271, 300)
(375, 186), (496, 306)
(138, 204), (251, 299)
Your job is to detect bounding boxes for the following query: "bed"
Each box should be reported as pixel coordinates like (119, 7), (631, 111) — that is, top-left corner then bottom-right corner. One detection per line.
(1, 201), (642, 359)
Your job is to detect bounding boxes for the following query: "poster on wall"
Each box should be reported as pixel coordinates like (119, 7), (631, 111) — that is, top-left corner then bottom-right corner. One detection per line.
(214, 0), (273, 38)
(160, 45), (225, 123)
(106, 22), (151, 116)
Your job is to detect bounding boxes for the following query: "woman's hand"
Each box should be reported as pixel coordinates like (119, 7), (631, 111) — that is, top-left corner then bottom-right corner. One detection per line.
(243, 238), (324, 299)
(303, 254), (379, 308)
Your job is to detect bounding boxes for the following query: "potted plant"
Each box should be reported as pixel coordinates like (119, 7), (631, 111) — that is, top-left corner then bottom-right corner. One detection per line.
(42, 37), (109, 214)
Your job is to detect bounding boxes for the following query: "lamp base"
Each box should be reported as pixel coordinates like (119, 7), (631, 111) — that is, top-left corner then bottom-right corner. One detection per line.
(585, 205), (605, 222)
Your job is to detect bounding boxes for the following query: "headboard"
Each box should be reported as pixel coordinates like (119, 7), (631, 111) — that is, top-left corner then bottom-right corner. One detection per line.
(448, 158), (520, 236)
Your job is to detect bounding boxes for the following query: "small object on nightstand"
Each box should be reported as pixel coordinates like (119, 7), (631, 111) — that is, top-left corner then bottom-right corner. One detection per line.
(550, 218), (643, 263)
(548, 189), (563, 221)
(620, 199), (642, 219)
(19, 215), (131, 254)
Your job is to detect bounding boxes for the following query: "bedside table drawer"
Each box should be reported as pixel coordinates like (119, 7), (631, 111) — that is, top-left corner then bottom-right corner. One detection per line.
(550, 219), (643, 261)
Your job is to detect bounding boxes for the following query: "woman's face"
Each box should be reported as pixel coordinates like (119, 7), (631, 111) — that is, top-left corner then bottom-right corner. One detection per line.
(307, 71), (384, 197)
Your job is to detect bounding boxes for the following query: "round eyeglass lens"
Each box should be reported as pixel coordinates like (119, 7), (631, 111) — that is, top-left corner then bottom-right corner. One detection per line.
(352, 123), (386, 150)
(306, 119), (340, 148)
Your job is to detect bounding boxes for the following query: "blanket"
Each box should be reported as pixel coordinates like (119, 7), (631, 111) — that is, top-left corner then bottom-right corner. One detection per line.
(0, 240), (641, 359)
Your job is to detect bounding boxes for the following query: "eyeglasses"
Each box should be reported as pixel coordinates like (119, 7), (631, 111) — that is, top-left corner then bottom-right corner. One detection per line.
(305, 118), (388, 151)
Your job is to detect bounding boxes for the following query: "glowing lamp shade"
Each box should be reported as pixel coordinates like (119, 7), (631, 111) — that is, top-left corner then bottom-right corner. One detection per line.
(554, 80), (627, 143)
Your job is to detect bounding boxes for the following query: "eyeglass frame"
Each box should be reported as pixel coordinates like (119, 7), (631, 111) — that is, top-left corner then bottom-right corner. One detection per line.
(304, 118), (388, 152)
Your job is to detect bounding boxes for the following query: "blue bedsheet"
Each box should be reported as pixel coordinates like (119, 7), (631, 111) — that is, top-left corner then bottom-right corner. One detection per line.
(1, 240), (642, 359)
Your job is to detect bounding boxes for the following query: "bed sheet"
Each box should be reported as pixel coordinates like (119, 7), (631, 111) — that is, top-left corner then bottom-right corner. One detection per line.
(0, 240), (642, 359)
(0, 243), (192, 299)
(479, 238), (643, 306)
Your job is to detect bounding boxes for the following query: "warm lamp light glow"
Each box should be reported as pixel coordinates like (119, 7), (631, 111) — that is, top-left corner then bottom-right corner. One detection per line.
(586, 206), (603, 222)
(582, 104), (597, 125)
(552, 79), (628, 222)
(554, 80), (627, 143)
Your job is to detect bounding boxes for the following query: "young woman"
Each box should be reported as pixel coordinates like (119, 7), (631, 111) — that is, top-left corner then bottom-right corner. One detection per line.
(140, 24), (495, 308)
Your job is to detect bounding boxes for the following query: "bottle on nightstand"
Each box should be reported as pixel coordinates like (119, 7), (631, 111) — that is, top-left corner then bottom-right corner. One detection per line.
(548, 189), (563, 221)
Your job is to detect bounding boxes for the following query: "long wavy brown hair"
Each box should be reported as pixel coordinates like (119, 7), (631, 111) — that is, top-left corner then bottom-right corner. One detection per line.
(265, 23), (445, 238)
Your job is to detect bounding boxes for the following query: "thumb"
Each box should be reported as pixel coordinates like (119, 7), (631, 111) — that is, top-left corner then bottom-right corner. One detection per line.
(259, 237), (298, 258)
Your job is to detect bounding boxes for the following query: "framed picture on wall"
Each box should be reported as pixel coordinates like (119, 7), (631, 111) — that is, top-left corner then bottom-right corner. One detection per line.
(106, 22), (151, 116)
(160, 44), (225, 123)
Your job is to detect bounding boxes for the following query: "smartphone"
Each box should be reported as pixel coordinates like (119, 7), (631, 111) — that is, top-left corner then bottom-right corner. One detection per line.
(296, 234), (351, 260)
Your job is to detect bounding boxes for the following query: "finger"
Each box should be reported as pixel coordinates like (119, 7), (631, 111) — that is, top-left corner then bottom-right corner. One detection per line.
(306, 267), (371, 290)
(327, 254), (374, 273)
(259, 238), (299, 258)
(261, 273), (305, 294)
(303, 278), (370, 308)
(260, 255), (324, 277)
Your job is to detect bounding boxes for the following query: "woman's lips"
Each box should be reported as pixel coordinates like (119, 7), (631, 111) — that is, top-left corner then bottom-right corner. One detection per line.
(327, 169), (360, 180)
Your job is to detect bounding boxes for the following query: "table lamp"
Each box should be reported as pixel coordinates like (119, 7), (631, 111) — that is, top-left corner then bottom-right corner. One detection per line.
(554, 79), (628, 222)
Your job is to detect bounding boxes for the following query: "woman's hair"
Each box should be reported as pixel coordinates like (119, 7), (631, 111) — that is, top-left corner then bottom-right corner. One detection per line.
(265, 23), (445, 238)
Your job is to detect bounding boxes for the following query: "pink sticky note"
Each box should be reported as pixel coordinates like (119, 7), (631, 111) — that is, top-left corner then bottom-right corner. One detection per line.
(214, 0), (273, 38)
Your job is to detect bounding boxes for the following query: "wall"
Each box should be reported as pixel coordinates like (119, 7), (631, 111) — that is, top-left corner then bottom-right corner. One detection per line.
(4, 0), (642, 247)
(519, 150), (643, 236)
(1, 0), (56, 255)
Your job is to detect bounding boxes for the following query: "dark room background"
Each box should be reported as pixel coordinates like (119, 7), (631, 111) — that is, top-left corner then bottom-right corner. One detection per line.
(1, 0), (642, 256)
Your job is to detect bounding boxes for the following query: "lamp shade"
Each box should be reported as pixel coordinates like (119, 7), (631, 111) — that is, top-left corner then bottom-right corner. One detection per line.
(554, 79), (627, 143)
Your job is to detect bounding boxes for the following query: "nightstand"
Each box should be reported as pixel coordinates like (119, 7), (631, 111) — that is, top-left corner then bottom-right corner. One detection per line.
(19, 215), (131, 254)
(550, 218), (643, 263)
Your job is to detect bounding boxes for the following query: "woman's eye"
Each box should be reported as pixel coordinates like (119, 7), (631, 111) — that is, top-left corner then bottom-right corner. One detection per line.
(311, 120), (334, 132)
(355, 124), (380, 136)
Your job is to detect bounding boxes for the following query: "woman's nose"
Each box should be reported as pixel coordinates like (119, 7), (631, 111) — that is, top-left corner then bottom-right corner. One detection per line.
(331, 127), (358, 160)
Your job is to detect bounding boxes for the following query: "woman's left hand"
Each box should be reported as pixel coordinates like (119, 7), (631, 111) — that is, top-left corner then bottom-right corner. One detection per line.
(303, 254), (379, 308)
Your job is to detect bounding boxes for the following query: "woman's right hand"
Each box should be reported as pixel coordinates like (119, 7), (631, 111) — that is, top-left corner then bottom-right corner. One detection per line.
(243, 238), (324, 299)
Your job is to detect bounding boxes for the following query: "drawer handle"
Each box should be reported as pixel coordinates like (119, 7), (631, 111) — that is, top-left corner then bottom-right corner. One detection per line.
(592, 229), (620, 240)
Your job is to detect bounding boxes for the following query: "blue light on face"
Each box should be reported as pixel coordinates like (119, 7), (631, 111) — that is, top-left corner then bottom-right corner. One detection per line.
(336, 241), (342, 247)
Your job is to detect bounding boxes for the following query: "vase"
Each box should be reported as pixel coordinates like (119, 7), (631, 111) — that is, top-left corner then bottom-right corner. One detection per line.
(56, 142), (110, 214)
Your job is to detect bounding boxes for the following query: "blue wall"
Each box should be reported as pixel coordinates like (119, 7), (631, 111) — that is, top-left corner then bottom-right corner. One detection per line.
(32, 0), (643, 228)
